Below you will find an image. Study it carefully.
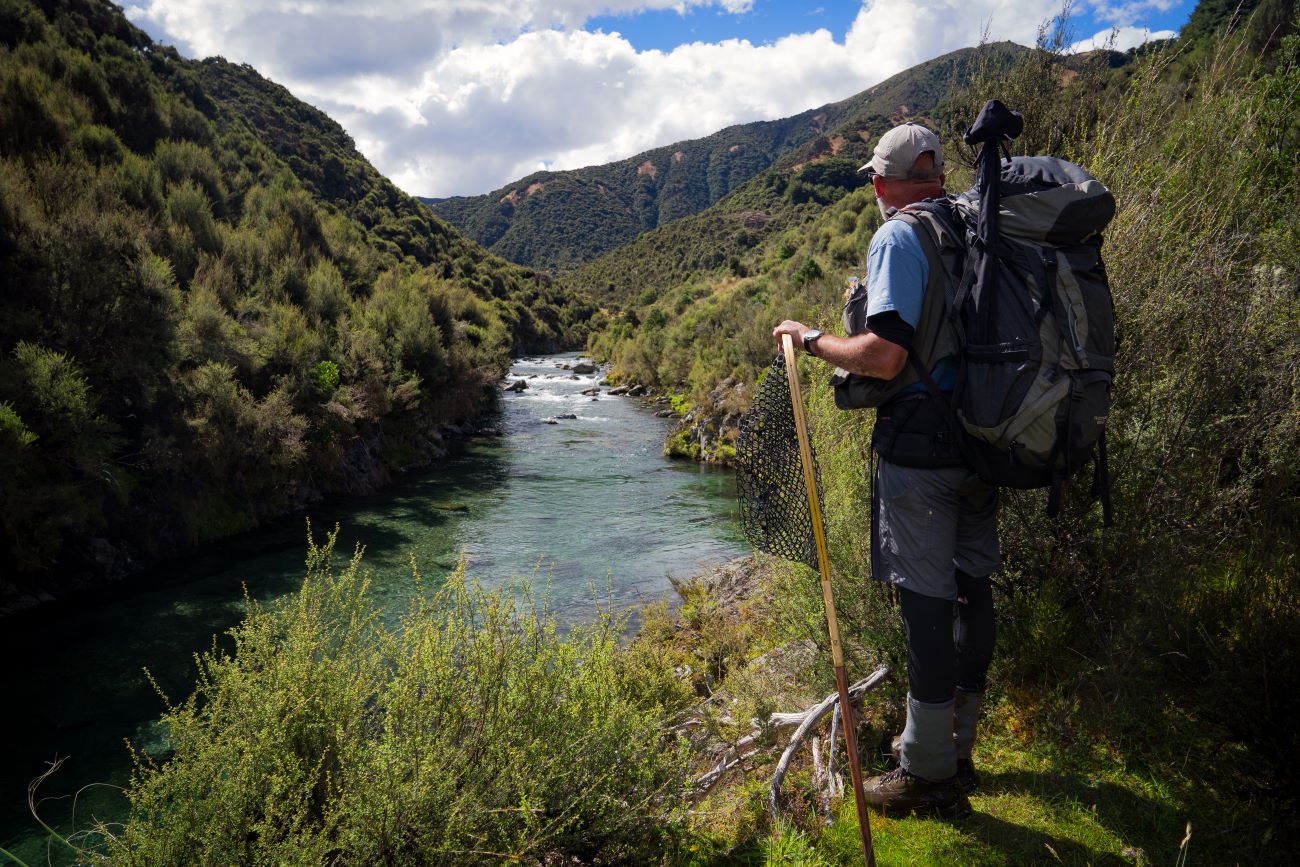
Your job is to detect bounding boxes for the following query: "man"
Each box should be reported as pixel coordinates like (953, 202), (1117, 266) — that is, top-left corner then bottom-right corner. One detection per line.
(771, 123), (998, 819)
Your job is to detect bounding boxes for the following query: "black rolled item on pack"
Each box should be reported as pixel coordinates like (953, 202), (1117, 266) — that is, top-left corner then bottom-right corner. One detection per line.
(964, 99), (1023, 332)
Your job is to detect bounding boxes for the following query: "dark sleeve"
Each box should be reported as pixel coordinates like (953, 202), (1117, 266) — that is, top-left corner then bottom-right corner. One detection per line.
(866, 310), (915, 350)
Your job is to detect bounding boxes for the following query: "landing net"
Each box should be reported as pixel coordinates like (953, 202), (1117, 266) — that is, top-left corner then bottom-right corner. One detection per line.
(736, 353), (822, 571)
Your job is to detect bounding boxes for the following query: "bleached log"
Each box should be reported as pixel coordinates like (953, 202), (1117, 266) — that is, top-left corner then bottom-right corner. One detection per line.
(767, 666), (889, 822)
(693, 748), (759, 795)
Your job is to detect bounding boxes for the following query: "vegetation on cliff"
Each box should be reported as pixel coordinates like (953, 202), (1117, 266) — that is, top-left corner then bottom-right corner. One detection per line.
(0, 0), (595, 597)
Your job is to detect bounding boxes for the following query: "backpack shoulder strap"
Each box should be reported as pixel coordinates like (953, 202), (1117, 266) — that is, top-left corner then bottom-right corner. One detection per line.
(884, 203), (964, 407)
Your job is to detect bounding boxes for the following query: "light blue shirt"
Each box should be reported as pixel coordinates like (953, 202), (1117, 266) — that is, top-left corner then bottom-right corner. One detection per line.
(865, 218), (956, 393)
(866, 219), (929, 325)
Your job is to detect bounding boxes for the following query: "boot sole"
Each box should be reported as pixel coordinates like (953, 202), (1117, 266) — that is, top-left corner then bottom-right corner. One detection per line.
(876, 796), (973, 821)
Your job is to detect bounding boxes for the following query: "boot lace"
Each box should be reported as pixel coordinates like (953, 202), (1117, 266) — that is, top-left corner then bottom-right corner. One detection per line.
(878, 765), (913, 783)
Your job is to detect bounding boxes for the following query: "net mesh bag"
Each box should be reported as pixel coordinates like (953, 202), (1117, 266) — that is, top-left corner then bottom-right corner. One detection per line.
(736, 352), (822, 571)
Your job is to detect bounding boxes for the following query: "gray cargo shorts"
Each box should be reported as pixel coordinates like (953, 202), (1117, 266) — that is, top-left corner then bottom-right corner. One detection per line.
(874, 457), (1000, 600)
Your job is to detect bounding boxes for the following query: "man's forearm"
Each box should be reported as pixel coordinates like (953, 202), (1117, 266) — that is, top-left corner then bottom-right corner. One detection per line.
(771, 320), (907, 380)
(811, 332), (908, 380)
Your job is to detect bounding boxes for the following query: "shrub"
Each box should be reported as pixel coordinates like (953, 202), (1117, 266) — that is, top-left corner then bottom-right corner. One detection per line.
(97, 530), (692, 865)
(311, 359), (340, 395)
(72, 122), (124, 165)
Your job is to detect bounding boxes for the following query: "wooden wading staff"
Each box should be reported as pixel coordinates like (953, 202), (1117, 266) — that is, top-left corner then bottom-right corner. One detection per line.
(781, 333), (876, 867)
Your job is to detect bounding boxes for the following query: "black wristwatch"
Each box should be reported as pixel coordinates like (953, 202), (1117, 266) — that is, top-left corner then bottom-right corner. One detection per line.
(802, 329), (823, 354)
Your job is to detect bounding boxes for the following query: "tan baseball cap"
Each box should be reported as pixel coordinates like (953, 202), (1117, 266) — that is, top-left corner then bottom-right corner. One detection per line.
(859, 123), (944, 180)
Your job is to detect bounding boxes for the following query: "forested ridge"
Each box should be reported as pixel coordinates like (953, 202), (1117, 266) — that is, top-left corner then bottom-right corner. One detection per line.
(424, 43), (1023, 274)
(0, 0), (596, 605)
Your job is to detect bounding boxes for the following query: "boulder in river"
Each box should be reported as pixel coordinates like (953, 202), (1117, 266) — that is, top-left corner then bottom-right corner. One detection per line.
(608, 385), (630, 396)
(555, 413), (578, 420)
(572, 362), (596, 374)
(544, 417), (559, 424)
(628, 384), (647, 397)
(505, 379), (528, 392)
(581, 387), (601, 396)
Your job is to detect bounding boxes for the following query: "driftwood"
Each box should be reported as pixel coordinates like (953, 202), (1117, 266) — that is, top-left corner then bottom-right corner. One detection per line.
(768, 666), (889, 821)
(686, 664), (890, 813)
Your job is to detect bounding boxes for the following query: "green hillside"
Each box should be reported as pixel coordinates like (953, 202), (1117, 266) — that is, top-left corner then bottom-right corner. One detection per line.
(0, 0), (594, 600)
(424, 43), (1019, 273)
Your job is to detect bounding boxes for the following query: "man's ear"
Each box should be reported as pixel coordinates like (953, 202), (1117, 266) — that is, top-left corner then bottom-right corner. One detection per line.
(871, 175), (887, 200)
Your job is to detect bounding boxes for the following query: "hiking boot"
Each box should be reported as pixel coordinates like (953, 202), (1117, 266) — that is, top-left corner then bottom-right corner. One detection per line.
(955, 757), (981, 794)
(890, 735), (981, 794)
(861, 766), (972, 819)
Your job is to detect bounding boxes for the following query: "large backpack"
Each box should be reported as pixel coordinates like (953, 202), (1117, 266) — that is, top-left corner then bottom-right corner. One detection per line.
(837, 102), (1117, 524)
(949, 102), (1116, 523)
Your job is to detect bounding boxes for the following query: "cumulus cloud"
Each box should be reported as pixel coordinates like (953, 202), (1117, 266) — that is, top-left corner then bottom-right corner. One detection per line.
(124, 0), (1176, 198)
(1070, 25), (1177, 52)
(1086, 0), (1180, 29)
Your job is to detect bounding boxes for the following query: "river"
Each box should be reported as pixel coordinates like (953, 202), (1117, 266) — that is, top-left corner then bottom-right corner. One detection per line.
(0, 354), (746, 863)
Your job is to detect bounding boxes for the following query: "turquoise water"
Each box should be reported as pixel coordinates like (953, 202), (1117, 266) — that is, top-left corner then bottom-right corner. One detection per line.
(0, 354), (746, 863)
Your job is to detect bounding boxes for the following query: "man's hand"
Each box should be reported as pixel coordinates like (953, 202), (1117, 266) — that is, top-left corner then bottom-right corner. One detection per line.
(772, 320), (808, 347)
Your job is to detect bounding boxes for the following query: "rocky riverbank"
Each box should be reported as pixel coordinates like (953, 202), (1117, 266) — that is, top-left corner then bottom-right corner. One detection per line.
(588, 365), (749, 465)
(663, 376), (750, 465)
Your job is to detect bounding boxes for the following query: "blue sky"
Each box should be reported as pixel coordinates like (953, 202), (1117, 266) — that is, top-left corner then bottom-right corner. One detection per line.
(590, 1), (1192, 51)
(587, 2), (864, 50)
(126, 0), (1196, 197)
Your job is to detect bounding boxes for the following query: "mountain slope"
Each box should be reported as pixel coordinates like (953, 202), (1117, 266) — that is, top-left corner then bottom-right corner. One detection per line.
(424, 43), (1017, 273)
(561, 42), (1024, 308)
(0, 0), (592, 601)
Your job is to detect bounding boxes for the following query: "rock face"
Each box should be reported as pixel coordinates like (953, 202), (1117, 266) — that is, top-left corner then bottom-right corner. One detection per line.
(664, 376), (747, 465)
(339, 425), (391, 496)
(670, 555), (774, 613)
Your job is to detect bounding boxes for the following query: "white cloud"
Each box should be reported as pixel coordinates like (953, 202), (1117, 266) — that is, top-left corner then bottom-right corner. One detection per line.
(1070, 25), (1177, 53)
(1084, 0), (1179, 29)
(125, 0), (1107, 198)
